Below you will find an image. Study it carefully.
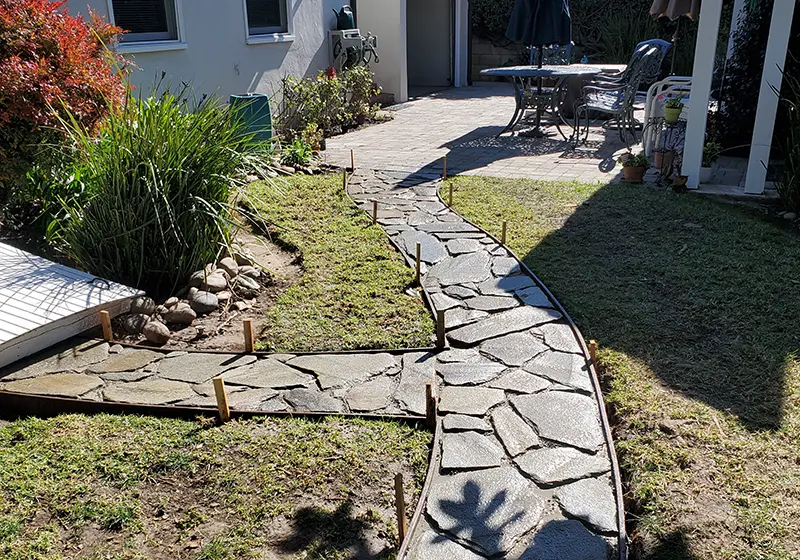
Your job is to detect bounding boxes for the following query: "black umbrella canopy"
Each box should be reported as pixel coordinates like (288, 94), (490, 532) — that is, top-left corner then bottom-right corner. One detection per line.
(506, 0), (572, 48)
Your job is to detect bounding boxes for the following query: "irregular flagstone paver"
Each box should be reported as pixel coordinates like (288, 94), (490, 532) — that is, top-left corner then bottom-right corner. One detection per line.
(87, 349), (162, 374)
(518, 519), (609, 560)
(480, 332), (548, 367)
(491, 406), (540, 456)
(407, 211), (437, 226)
(511, 392), (605, 452)
(396, 352), (436, 415)
(396, 230), (447, 264)
(442, 414), (492, 432)
(446, 238), (482, 255)
(417, 222), (480, 234)
(409, 529), (486, 560)
(99, 370), (153, 383)
(439, 387), (505, 415)
(427, 251), (492, 285)
(464, 295), (520, 312)
(441, 431), (504, 470)
(491, 257), (522, 277)
(443, 284), (478, 299)
(283, 388), (344, 413)
(1, 340), (109, 380)
(523, 351), (592, 392)
(430, 292), (464, 311)
(346, 376), (395, 411)
(436, 348), (482, 363)
(192, 380), (248, 397)
(223, 358), (313, 389)
(157, 353), (256, 383)
(287, 353), (398, 390)
(103, 378), (195, 405)
(515, 447), (611, 486)
(555, 477), (618, 534)
(436, 362), (506, 386)
(448, 306), (562, 346)
(445, 308), (489, 329)
(477, 275), (536, 296)
(488, 369), (552, 394)
(227, 388), (280, 410)
(516, 286), (554, 308)
(426, 467), (546, 556)
(2, 373), (104, 398)
(539, 322), (584, 354)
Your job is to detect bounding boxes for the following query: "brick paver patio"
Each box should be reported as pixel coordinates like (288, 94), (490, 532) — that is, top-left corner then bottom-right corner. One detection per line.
(325, 82), (628, 183)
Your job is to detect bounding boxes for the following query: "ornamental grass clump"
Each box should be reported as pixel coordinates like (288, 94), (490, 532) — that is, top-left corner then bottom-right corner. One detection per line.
(51, 88), (270, 295)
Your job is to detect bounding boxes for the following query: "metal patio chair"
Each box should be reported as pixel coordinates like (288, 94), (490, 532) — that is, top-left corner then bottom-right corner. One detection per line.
(572, 41), (672, 148)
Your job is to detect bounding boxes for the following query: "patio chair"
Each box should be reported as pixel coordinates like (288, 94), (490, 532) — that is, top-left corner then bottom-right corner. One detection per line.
(515, 44), (575, 128)
(594, 39), (672, 85)
(572, 42), (672, 148)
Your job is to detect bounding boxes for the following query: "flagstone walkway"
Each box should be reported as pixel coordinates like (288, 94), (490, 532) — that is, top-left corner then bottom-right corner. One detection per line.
(0, 170), (623, 559)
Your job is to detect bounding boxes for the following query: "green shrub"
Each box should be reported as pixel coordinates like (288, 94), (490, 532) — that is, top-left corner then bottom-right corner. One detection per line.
(776, 74), (800, 212)
(280, 137), (314, 167)
(50, 88), (271, 295)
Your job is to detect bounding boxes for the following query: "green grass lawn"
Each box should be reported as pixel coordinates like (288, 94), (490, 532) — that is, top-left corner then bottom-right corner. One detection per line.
(247, 174), (434, 352)
(0, 414), (431, 560)
(447, 176), (800, 560)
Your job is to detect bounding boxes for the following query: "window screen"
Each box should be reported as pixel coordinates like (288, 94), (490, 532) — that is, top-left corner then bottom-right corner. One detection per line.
(246, 0), (287, 34)
(112, 0), (178, 42)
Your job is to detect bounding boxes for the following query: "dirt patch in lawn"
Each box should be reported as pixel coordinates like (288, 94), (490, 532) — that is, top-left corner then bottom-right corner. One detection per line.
(0, 414), (432, 560)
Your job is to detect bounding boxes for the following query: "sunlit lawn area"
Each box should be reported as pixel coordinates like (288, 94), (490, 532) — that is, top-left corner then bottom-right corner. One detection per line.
(448, 176), (800, 559)
(248, 174), (435, 352)
(0, 414), (431, 560)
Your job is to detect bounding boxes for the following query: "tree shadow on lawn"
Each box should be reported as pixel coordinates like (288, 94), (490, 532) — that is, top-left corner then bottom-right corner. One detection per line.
(518, 183), (800, 431)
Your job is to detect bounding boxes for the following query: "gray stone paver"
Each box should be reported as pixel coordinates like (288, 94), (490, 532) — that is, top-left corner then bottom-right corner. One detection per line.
(1, 167), (621, 559)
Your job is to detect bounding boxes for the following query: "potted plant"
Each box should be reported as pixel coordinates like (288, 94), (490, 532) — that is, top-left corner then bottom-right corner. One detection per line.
(700, 141), (722, 183)
(653, 148), (676, 169)
(664, 96), (684, 124)
(619, 151), (649, 182)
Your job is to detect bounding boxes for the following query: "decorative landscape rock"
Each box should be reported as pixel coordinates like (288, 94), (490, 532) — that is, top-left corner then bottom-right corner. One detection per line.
(1, 373), (103, 398)
(511, 392), (605, 452)
(200, 273), (228, 293)
(143, 320), (170, 345)
(441, 431), (503, 469)
(448, 306), (562, 345)
(188, 290), (219, 314)
(103, 378), (195, 405)
(120, 313), (150, 335)
(158, 353), (257, 384)
(427, 251), (492, 285)
(283, 388), (343, 413)
(439, 386), (505, 415)
(87, 349), (162, 374)
(426, 467), (546, 556)
(523, 351), (592, 392)
(436, 362), (506, 386)
(480, 332), (548, 367)
(518, 519), (609, 560)
(554, 477), (618, 534)
(287, 353), (397, 390)
(129, 296), (156, 316)
(164, 303), (196, 325)
(488, 369), (551, 394)
(164, 297), (179, 308)
(514, 447), (611, 486)
(442, 414), (492, 432)
(223, 358), (313, 389)
(234, 275), (260, 297)
(218, 257), (239, 278)
(491, 406), (540, 456)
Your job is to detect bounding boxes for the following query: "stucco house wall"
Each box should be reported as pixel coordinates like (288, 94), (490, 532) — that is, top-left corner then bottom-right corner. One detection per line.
(68, 0), (344, 99)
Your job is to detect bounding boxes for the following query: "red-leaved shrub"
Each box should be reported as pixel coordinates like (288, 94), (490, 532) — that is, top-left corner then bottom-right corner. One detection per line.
(0, 0), (126, 192)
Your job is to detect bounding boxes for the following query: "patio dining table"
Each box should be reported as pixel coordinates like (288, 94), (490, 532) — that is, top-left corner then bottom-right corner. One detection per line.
(481, 64), (625, 139)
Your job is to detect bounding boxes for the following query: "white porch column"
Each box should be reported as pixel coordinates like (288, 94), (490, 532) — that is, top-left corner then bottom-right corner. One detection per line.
(453, 0), (470, 87)
(744, 0), (796, 194)
(684, 0), (724, 189)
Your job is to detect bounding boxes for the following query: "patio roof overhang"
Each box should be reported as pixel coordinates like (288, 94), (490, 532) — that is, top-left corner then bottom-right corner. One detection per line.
(683, 0), (796, 193)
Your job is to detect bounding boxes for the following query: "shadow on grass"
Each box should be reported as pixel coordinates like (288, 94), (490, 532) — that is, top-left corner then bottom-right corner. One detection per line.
(277, 501), (393, 559)
(515, 183), (800, 430)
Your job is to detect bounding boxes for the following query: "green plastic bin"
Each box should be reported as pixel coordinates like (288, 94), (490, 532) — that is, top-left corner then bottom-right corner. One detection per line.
(229, 93), (272, 142)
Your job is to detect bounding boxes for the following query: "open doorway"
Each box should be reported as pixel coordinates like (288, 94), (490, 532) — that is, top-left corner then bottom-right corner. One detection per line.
(406, 0), (453, 98)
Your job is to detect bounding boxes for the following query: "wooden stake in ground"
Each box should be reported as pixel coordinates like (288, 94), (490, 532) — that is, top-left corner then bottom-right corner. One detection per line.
(415, 242), (422, 285)
(443, 155), (447, 179)
(372, 200), (378, 225)
(394, 473), (408, 544)
(501, 221), (508, 245)
(212, 377), (231, 422)
(589, 340), (597, 366)
(342, 167), (348, 190)
(425, 382), (437, 431)
(99, 310), (112, 342)
(350, 149), (355, 171)
(436, 310), (446, 348)
(448, 183), (454, 207)
(243, 319), (254, 353)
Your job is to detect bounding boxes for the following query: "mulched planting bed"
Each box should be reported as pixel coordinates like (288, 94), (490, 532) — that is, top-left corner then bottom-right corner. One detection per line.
(0, 414), (431, 560)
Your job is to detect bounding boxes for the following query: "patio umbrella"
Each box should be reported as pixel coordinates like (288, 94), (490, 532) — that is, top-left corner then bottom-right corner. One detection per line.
(650, 0), (700, 74)
(506, 0), (572, 54)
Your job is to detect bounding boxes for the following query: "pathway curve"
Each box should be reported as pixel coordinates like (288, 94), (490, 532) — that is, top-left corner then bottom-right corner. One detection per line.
(0, 170), (624, 559)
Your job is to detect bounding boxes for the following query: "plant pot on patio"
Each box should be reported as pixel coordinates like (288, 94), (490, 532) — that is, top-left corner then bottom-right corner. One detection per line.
(623, 166), (648, 182)
(699, 166), (714, 183)
(653, 150), (675, 169)
(619, 151), (650, 182)
(663, 96), (684, 125)
(700, 141), (722, 184)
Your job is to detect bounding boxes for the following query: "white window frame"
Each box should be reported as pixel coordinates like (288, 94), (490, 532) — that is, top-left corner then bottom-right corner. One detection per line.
(107, 0), (187, 54)
(242, 0), (294, 45)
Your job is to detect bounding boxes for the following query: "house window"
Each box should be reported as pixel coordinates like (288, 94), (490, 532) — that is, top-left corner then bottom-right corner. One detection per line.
(246, 0), (288, 35)
(111, 0), (179, 42)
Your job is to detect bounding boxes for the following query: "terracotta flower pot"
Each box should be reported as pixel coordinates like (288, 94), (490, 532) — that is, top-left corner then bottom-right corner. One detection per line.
(623, 166), (647, 182)
(664, 107), (682, 124)
(654, 151), (675, 169)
